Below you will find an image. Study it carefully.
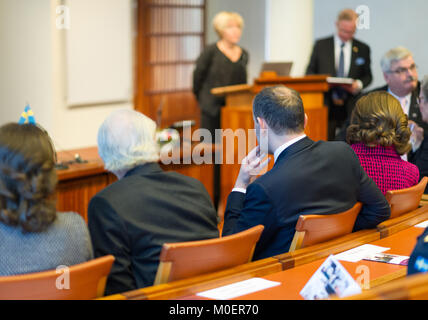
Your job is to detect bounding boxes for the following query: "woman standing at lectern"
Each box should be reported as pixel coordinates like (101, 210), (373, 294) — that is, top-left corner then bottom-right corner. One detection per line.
(193, 11), (249, 136)
(193, 11), (248, 211)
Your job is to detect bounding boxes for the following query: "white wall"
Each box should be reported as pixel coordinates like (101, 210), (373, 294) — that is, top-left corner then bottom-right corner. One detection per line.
(266, 0), (313, 77)
(50, 0), (134, 151)
(0, 0), (54, 133)
(206, 0), (267, 83)
(312, 0), (428, 90)
(0, 0), (134, 151)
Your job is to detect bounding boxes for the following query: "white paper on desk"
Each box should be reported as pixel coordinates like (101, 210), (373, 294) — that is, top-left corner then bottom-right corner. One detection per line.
(196, 278), (281, 300)
(300, 255), (361, 300)
(334, 244), (390, 262)
(415, 220), (428, 228)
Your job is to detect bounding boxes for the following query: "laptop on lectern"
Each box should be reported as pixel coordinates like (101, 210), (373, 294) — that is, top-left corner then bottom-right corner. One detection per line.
(260, 62), (293, 77)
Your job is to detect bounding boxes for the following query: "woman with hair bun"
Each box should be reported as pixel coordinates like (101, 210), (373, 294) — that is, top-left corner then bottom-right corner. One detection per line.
(0, 123), (93, 276)
(346, 91), (419, 194)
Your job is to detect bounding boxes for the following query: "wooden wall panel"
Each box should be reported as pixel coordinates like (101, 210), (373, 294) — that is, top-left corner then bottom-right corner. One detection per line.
(135, 0), (205, 128)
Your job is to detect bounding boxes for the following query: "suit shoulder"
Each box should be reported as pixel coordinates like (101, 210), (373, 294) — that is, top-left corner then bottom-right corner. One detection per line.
(312, 36), (334, 48)
(315, 36), (334, 44)
(313, 140), (357, 157)
(369, 85), (388, 93)
(353, 38), (370, 49)
(167, 170), (206, 187)
(201, 43), (218, 55)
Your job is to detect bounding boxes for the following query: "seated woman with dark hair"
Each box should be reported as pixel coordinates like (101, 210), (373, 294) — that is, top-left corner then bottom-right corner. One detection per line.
(0, 123), (93, 276)
(346, 91), (419, 194)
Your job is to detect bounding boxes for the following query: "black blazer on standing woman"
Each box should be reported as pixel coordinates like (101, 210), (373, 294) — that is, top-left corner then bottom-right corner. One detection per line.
(193, 43), (248, 131)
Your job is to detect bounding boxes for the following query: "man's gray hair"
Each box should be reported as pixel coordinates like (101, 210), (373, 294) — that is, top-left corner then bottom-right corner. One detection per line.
(97, 109), (160, 173)
(380, 46), (413, 73)
(422, 75), (428, 100)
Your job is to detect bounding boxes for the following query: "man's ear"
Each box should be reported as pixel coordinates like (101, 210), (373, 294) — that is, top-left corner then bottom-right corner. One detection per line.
(257, 117), (268, 130)
(383, 72), (389, 83)
(304, 114), (308, 129)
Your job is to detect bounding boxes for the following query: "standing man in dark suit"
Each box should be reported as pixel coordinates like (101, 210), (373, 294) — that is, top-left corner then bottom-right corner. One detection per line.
(221, 86), (390, 260)
(88, 109), (219, 295)
(306, 8), (372, 140)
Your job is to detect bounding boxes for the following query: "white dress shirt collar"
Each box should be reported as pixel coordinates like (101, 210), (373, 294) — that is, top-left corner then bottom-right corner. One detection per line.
(273, 134), (307, 163)
(387, 88), (412, 116)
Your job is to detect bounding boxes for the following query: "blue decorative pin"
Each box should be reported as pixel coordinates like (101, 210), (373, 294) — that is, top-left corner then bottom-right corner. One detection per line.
(18, 104), (36, 125)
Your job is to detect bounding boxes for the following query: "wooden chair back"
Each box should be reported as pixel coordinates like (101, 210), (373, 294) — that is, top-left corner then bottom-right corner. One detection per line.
(289, 202), (363, 252)
(386, 177), (428, 219)
(0, 255), (114, 300)
(154, 225), (264, 285)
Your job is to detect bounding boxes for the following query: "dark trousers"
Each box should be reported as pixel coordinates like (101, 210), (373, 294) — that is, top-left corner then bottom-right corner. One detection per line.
(200, 112), (221, 210)
(328, 105), (347, 141)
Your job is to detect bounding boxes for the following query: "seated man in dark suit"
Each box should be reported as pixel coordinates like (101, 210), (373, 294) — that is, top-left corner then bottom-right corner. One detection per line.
(306, 8), (372, 140)
(336, 46), (426, 141)
(88, 109), (219, 295)
(408, 75), (428, 191)
(222, 86), (390, 260)
(375, 46), (426, 132)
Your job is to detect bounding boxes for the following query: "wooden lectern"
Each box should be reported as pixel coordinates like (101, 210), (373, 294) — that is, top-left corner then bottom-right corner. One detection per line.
(212, 74), (329, 218)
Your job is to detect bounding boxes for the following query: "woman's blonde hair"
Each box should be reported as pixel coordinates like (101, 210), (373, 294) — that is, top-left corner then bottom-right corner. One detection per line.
(346, 91), (411, 155)
(212, 11), (244, 38)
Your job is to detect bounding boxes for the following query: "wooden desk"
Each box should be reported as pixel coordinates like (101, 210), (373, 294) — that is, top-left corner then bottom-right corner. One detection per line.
(180, 227), (424, 300)
(56, 144), (219, 222)
(99, 206), (428, 300)
(98, 257), (283, 300)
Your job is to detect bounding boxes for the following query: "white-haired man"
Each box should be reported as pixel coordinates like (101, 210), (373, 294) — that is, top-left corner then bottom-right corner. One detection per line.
(88, 109), (219, 295)
(376, 46), (425, 130)
(336, 46), (427, 141)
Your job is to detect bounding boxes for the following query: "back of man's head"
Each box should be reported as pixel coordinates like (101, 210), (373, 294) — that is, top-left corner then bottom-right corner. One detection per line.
(253, 86), (305, 135)
(97, 109), (160, 174)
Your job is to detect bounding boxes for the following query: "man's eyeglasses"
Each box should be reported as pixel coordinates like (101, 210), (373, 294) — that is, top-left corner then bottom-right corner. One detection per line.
(388, 64), (418, 75)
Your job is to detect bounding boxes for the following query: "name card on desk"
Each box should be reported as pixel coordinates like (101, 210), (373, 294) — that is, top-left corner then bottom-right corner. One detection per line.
(196, 278), (281, 300)
(300, 255), (361, 300)
(334, 244), (390, 262)
(415, 220), (428, 228)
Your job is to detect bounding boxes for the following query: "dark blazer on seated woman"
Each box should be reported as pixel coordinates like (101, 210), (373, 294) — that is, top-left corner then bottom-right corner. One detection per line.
(347, 91), (419, 194)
